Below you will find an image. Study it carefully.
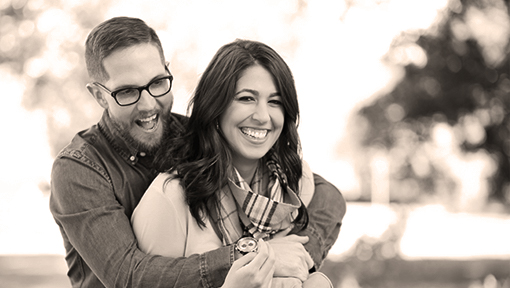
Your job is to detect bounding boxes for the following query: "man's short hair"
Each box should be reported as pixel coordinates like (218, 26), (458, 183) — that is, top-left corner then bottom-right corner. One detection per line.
(85, 17), (165, 82)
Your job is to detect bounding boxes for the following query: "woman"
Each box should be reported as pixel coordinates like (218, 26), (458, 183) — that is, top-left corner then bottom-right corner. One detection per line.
(132, 39), (332, 288)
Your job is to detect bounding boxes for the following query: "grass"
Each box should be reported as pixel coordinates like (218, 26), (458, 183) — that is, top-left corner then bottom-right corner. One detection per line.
(1, 254), (509, 288)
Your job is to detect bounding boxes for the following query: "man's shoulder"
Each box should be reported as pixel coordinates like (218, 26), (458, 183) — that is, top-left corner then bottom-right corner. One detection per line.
(169, 112), (188, 132)
(171, 112), (188, 123)
(50, 124), (115, 188)
(54, 124), (105, 164)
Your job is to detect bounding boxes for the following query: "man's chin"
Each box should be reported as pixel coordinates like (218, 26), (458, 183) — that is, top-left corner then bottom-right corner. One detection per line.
(109, 114), (164, 154)
(126, 126), (164, 154)
(133, 134), (162, 154)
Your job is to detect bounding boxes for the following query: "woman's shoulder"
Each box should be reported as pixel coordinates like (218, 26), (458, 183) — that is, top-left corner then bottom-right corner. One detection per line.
(148, 172), (185, 199)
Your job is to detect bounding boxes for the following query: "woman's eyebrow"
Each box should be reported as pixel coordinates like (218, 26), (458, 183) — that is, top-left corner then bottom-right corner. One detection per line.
(235, 88), (259, 96)
(235, 89), (281, 97)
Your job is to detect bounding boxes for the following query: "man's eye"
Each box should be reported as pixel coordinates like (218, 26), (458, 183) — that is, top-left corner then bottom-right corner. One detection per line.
(116, 88), (138, 98)
(151, 79), (165, 87)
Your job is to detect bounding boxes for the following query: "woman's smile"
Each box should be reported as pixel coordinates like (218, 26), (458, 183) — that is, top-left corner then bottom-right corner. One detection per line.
(240, 127), (270, 141)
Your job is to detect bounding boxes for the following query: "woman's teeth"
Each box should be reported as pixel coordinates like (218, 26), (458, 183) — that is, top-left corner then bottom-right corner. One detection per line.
(241, 127), (268, 139)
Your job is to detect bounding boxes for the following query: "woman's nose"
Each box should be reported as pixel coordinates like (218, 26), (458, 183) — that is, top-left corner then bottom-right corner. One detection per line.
(252, 103), (270, 123)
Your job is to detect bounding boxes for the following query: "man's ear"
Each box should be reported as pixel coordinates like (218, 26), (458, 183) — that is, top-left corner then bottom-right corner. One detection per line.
(86, 83), (109, 109)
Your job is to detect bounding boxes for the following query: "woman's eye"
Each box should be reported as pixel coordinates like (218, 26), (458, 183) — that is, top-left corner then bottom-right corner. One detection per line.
(117, 88), (138, 97)
(269, 99), (282, 105)
(238, 96), (255, 102)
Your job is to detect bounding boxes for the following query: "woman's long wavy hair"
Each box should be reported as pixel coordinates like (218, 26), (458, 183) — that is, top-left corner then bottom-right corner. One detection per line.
(155, 39), (307, 230)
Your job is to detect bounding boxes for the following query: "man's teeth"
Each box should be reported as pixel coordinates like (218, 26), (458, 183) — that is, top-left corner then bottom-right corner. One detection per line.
(138, 114), (158, 130)
(241, 128), (268, 139)
(140, 115), (157, 122)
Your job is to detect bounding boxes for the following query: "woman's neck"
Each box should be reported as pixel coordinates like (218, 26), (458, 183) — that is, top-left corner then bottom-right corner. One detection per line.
(233, 158), (259, 185)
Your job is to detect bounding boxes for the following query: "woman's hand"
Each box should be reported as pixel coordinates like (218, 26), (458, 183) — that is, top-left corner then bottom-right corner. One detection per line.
(222, 239), (275, 288)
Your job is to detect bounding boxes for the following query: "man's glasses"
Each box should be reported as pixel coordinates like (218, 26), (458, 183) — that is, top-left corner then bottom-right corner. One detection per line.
(94, 70), (173, 106)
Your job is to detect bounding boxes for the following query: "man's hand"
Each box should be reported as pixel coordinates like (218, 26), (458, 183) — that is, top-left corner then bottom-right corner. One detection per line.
(268, 234), (314, 282)
(271, 277), (302, 288)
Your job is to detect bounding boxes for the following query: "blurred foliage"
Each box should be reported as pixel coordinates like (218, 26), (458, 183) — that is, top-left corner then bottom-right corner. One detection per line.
(1, 0), (304, 159)
(1, 0), (109, 157)
(4, 0), (510, 211)
(355, 0), (510, 210)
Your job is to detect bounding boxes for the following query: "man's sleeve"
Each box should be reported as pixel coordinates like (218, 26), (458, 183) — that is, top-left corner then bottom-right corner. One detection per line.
(50, 156), (232, 288)
(297, 173), (346, 270)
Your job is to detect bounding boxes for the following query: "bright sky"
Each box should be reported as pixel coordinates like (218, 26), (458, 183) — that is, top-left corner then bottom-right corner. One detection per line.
(1, 0), (509, 260)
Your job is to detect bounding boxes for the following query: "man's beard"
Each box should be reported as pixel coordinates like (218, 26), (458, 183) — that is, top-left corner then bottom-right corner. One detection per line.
(110, 110), (173, 155)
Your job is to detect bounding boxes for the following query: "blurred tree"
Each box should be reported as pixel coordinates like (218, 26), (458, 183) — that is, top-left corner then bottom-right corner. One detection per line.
(1, 0), (109, 157)
(355, 0), (510, 209)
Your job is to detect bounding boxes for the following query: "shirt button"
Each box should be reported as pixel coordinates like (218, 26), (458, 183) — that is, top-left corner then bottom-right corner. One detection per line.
(129, 156), (136, 161)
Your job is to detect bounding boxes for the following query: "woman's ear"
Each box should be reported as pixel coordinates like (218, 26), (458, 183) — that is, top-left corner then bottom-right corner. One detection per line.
(86, 83), (109, 109)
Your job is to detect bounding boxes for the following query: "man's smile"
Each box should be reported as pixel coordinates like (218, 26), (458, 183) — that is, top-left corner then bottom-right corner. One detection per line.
(136, 114), (159, 131)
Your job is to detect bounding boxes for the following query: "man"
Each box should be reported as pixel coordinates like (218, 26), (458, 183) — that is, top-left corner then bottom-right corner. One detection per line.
(50, 16), (346, 288)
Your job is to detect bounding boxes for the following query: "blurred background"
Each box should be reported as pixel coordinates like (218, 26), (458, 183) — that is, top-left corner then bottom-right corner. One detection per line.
(1, 0), (510, 287)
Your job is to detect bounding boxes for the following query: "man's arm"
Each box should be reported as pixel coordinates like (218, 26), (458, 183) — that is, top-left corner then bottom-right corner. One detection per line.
(268, 173), (346, 279)
(297, 173), (346, 270)
(50, 156), (232, 288)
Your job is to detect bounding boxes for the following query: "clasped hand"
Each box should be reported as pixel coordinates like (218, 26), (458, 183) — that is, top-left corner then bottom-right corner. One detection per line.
(269, 228), (314, 282)
(222, 229), (313, 288)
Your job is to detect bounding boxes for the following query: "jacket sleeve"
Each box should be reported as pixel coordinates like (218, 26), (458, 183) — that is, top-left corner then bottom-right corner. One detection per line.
(297, 173), (346, 270)
(50, 156), (232, 288)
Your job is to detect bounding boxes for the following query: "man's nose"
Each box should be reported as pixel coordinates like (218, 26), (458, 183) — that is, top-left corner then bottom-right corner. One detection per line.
(136, 89), (157, 110)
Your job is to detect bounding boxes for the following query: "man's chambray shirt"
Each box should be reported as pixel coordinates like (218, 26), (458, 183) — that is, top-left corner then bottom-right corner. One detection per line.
(50, 111), (346, 288)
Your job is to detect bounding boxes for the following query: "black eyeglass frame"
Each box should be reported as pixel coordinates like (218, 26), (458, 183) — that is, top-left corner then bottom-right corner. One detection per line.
(93, 66), (173, 107)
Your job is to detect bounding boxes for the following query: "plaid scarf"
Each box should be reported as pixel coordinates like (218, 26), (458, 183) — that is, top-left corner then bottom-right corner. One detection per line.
(214, 153), (302, 245)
